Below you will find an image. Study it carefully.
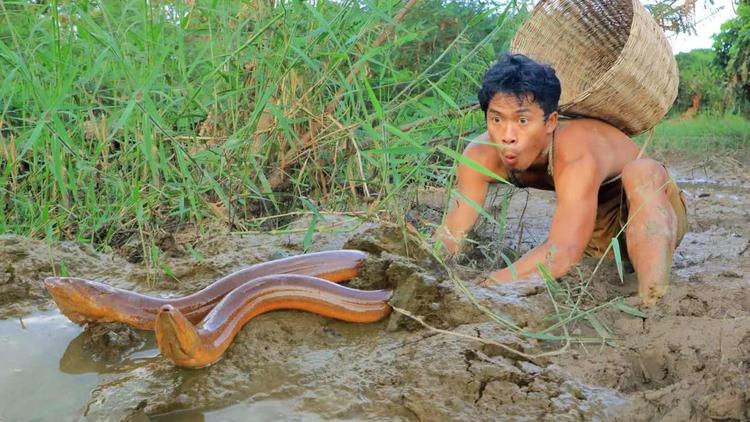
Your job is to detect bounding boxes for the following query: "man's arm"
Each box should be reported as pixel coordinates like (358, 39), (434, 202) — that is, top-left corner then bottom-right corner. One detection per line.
(483, 156), (600, 283)
(436, 140), (497, 255)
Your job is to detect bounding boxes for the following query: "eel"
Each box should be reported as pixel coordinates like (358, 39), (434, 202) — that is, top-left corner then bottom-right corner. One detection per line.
(44, 249), (368, 330)
(155, 274), (392, 368)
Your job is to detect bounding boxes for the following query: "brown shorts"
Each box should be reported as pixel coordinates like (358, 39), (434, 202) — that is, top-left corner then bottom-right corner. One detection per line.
(584, 176), (688, 260)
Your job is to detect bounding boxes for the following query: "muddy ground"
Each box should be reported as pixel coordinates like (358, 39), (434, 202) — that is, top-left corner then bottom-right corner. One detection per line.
(0, 156), (748, 421)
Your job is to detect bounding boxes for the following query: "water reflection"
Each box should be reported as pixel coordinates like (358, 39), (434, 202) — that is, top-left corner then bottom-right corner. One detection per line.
(151, 399), (332, 422)
(59, 327), (159, 375)
(152, 409), (206, 422)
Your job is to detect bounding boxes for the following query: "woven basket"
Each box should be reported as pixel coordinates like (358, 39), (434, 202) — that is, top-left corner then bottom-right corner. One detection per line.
(510, 0), (678, 135)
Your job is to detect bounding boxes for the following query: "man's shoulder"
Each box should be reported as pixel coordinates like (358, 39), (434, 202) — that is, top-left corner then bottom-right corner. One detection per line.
(465, 135), (499, 163)
(558, 118), (628, 139)
(461, 135), (505, 179)
(552, 120), (611, 176)
(553, 118), (640, 184)
(556, 118), (632, 154)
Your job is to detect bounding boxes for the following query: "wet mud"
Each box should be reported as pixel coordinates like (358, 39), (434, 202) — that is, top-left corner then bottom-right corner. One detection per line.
(0, 158), (748, 421)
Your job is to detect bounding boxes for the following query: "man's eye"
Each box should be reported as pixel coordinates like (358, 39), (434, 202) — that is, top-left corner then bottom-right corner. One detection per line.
(493, 117), (501, 123)
(519, 118), (528, 124)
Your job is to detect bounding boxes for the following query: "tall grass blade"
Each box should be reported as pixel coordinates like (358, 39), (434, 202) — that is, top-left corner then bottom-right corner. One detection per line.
(611, 237), (625, 284)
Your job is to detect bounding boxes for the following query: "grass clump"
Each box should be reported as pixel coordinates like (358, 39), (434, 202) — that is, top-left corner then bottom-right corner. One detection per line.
(0, 0), (526, 264)
(640, 113), (750, 155)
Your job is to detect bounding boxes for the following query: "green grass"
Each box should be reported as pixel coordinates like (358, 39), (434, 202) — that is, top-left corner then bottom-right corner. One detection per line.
(639, 113), (750, 154)
(0, 0), (524, 260)
(5, 1), (741, 258)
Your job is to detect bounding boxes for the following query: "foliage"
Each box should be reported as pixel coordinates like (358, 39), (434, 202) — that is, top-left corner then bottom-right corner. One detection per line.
(638, 113), (750, 153)
(672, 49), (725, 114)
(645, 0), (717, 34)
(392, 0), (528, 74)
(0, 0), (518, 261)
(712, 2), (750, 115)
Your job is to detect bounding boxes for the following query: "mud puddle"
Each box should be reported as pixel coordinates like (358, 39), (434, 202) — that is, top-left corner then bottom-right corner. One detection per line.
(0, 310), (94, 421)
(0, 309), (157, 421)
(151, 399), (333, 422)
(0, 157), (748, 421)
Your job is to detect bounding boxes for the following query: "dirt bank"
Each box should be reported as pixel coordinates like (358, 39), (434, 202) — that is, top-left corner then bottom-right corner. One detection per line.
(0, 157), (748, 421)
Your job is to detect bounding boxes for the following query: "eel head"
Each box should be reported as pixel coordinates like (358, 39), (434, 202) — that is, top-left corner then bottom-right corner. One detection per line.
(155, 305), (206, 368)
(44, 277), (123, 325)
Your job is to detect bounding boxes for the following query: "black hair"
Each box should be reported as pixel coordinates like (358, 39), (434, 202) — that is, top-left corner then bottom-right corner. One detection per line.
(478, 53), (561, 120)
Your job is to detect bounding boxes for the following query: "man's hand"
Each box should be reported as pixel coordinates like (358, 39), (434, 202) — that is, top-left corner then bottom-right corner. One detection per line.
(640, 283), (669, 307)
(434, 225), (462, 256)
(479, 269), (514, 286)
(478, 274), (501, 287)
(436, 139), (493, 258)
(479, 154), (600, 283)
(479, 269), (542, 287)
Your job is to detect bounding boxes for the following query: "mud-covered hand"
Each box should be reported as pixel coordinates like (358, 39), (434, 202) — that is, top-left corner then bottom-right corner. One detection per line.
(478, 269), (512, 287)
(434, 225), (463, 257)
(479, 269), (542, 287)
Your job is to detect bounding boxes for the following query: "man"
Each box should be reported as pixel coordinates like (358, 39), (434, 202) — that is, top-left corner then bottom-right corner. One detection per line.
(436, 53), (688, 306)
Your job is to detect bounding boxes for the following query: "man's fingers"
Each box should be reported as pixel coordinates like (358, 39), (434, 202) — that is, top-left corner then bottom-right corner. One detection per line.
(624, 295), (642, 308)
(479, 275), (500, 287)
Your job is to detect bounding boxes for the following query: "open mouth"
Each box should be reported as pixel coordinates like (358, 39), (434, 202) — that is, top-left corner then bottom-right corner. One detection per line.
(503, 152), (518, 164)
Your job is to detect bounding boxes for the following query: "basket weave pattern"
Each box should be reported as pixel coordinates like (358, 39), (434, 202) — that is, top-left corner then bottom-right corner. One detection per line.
(510, 0), (678, 135)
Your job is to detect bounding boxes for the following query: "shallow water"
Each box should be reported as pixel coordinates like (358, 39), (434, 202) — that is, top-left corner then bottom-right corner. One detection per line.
(0, 311), (93, 421)
(0, 310), (158, 422)
(151, 398), (350, 422)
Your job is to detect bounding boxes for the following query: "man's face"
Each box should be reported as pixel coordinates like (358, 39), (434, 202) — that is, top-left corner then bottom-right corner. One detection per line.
(485, 93), (556, 171)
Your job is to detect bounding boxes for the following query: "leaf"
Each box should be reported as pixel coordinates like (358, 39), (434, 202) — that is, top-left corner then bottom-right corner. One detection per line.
(109, 96), (138, 141)
(393, 32), (419, 46)
(301, 198), (323, 252)
(363, 77), (384, 122)
(451, 188), (494, 223)
(365, 146), (432, 155)
(303, 215), (318, 252)
(161, 261), (176, 280)
(586, 314), (613, 341)
(150, 244), (160, 264)
(48, 134), (68, 200)
(611, 237), (624, 284)
(520, 331), (563, 341)
(468, 9), (493, 27)
(186, 245), (205, 262)
(498, 252), (517, 280)
(427, 79), (459, 109)
(537, 262), (563, 302)
(495, 189), (511, 245)
(437, 146), (509, 184)
(384, 123), (414, 144)
(360, 122), (382, 142)
(17, 116), (47, 161)
(59, 260), (69, 277)
(615, 297), (647, 319)
(246, 154), (278, 211)
(537, 262), (557, 287)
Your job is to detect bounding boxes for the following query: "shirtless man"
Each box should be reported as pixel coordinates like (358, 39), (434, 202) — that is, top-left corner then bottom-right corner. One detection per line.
(436, 53), (688, 306)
